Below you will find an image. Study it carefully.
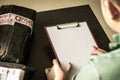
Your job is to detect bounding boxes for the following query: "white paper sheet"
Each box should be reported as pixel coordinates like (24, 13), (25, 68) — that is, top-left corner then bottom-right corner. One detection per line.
(46, 22), (97, 79)
(0, 67), (25, 80)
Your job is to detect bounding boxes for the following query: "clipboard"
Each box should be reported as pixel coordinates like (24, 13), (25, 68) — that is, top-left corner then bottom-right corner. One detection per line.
(45, 22), (98, 78)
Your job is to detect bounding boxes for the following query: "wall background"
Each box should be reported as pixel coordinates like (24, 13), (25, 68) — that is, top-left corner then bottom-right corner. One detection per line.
(0, 0), (116, 41)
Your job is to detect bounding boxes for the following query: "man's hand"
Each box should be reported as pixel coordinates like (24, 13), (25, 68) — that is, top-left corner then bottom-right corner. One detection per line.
(45, 59), (72, 80)
(91, 46), (107, 55)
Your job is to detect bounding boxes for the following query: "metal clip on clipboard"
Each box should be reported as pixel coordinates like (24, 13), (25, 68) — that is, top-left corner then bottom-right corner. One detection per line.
(57, 22), (80, 30)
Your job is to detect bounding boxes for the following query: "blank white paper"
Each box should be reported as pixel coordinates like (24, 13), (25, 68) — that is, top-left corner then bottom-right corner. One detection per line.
(46, 22), (97, 79)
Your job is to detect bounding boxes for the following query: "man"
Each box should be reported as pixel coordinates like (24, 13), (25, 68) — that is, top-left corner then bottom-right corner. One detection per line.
(45, 0), (120, 80)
